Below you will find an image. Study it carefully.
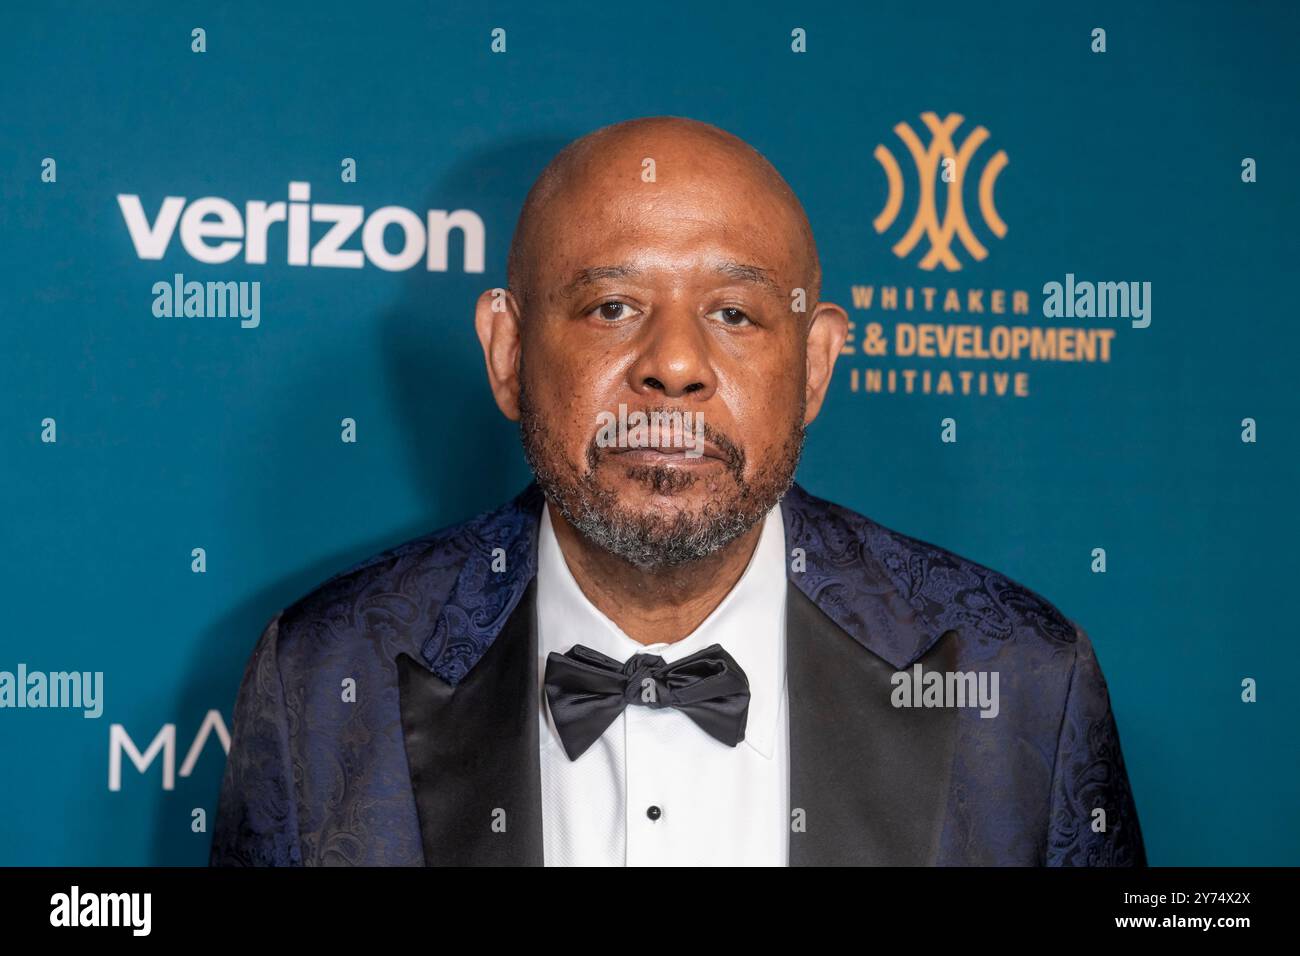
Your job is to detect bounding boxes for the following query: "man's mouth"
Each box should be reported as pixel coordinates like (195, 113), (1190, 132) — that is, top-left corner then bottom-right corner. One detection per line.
(584, 404), (747, 479)
(606, 441), (727, 464)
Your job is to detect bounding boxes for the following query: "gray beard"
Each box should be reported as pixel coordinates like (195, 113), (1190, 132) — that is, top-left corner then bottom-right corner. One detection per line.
(518, 381), (805, 571)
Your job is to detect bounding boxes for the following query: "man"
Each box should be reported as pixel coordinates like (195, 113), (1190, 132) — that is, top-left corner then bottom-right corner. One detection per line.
(211, 116), (1145, 866)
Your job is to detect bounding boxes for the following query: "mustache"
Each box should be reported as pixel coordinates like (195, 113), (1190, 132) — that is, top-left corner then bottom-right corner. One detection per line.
(585, 405), (745, 475)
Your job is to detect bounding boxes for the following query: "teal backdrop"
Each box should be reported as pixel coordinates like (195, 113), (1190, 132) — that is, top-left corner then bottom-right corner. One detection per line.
(1, 0), (1297, 865)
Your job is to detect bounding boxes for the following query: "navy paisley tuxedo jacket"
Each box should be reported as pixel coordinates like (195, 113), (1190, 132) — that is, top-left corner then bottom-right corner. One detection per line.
(210, 482), (1146, 866)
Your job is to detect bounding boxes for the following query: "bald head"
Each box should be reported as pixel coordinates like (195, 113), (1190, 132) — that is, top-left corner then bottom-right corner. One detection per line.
(475, 116), (850, 572)
(506, 116), (821, 310)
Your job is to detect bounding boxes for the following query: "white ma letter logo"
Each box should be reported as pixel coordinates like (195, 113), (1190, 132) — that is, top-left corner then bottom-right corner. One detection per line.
(109, 710), (230, 790)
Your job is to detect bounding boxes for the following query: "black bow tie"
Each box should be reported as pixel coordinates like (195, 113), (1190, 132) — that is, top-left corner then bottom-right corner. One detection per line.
(543, 643), (751, 761)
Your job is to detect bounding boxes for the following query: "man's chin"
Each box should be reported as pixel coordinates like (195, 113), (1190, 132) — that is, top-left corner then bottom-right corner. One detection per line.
(563, 498), (755, 571)
(596, 460), (736, 505)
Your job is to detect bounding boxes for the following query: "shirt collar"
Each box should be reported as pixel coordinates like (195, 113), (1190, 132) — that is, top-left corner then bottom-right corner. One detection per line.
(536, 501), (787, 760)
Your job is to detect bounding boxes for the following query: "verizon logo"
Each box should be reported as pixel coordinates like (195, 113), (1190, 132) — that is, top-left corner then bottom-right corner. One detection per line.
(118, 181), (485, 272)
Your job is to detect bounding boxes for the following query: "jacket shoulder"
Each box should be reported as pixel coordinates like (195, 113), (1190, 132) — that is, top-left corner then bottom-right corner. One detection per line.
(270, 494), (529, 667)
(789, 484), (1080, 651)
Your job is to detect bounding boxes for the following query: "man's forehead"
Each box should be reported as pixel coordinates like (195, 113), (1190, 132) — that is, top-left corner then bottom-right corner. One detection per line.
(554, 257), (785, 299)
(537, 201), (803, 291)
(509, 119), (819, 302)
(562, 168), (797, 225)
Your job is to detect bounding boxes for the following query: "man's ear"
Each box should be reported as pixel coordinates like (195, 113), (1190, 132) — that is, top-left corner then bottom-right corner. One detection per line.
(803, 301), (849, 425)
(474, 287), (524, 421)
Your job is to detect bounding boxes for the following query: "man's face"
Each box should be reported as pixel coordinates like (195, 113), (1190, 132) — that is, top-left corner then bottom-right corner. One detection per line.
(481, 131), (843, 569)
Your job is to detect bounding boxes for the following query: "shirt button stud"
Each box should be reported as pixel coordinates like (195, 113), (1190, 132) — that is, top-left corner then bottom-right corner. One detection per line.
(646, 805), (662, 821)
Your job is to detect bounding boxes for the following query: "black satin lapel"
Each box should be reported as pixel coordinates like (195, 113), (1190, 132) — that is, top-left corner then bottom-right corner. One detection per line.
(787, 583), (958, 865)
(397, 582), (543, 866)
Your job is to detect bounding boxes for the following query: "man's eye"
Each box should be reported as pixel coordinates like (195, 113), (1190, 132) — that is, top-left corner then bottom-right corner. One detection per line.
(709, 307), (751, 327)
(594, 301), (635, 321)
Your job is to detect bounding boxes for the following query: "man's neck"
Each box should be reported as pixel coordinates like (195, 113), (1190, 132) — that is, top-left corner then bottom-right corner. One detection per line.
(546, 501), (768, 646)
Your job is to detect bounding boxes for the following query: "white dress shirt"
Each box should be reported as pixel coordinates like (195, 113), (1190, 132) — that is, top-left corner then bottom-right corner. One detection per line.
(536, 501), (790, 866)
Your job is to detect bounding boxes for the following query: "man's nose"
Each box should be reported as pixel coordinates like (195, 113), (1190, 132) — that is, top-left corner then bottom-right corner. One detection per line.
(626, 308), (717, 400)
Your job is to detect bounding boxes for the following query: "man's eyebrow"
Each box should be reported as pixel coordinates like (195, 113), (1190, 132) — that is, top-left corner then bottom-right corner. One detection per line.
(712, 260), (783, 295)
(558, 260), (783, 299)
(559, 265), (643, 300)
